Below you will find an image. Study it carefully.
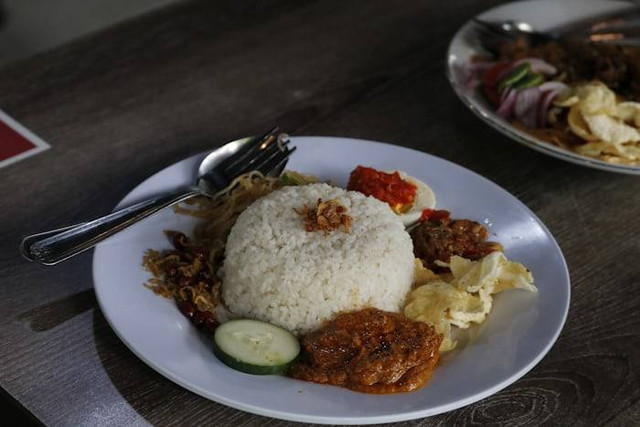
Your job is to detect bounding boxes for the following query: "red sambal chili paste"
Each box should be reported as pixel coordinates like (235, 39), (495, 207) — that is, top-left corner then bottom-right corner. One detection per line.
(347, 166), (416, 213)
(419, 209), (451, 223)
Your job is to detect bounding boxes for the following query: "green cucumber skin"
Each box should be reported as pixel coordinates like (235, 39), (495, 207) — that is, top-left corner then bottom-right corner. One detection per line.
(498, 62), (531, 91)
(514, 73), (544, 90)
(212, 338), (297, 375)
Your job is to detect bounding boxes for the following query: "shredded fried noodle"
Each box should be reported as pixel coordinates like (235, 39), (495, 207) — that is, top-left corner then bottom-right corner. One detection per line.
(142, 171), (316, 330)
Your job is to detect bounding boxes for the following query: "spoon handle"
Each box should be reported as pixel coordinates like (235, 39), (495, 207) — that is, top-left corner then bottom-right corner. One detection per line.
(20, 186), (203, 265)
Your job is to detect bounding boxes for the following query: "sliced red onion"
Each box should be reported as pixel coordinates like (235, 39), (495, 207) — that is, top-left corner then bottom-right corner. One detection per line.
(463, 77), (479, 94)
(538, 81), (569, 93)
(464, 70), (480, 92)
(460, 61), (496, 82)
(536, 84), (570, 127)
(461, 61), (496, 93)
(514, 58), (557, 75)
(537, 91), (555, 128)
(497, 88), (518, 119)
(500, 86), (512, 103)
(514, 87), (542, 128)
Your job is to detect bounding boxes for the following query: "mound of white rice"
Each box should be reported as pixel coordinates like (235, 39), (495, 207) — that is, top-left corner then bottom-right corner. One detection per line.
(220, 183), (414, 335)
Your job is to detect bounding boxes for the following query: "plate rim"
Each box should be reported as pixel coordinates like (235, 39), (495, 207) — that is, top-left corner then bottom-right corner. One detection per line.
(93, 136), (571, 424)
(445, 0), (640, 175)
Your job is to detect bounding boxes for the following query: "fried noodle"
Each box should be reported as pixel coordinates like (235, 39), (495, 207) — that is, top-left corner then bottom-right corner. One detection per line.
(142, 172), (283, 327)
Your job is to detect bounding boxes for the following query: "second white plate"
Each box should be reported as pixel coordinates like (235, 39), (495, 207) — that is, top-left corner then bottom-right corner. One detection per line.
(447, 0), (640, 174)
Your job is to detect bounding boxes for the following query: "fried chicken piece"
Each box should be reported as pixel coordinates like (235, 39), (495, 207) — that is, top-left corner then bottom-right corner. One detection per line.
(289, 309), (442, 394)
(410, 212), (501, 271)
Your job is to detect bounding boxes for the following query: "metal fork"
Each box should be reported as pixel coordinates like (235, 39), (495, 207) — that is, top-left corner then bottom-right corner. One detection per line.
(21, 129), (295, 265)
(472, 6), (640, 54)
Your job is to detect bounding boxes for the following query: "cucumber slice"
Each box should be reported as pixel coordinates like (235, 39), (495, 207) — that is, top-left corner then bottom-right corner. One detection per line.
(514, 73), (544, 89)
(213, 319), (300, 375)
(498, 62), (530, 91)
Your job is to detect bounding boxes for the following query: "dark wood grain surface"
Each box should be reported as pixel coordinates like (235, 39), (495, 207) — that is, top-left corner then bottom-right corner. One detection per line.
(1, 0), (639, 425)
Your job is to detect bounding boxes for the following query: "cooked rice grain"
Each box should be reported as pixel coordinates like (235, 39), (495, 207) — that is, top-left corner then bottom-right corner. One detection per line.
(220, 183), (414, 334)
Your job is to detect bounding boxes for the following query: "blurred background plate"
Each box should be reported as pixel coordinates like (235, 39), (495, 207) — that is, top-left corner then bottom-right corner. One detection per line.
(447, 0), (640, 174)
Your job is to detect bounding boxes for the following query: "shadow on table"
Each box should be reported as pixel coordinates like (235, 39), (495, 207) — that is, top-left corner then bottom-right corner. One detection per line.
(91, 308), (286, 426)
(18, 289), (96, 332)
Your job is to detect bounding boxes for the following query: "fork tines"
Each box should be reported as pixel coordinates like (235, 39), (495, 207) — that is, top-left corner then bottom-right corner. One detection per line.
(255, 145), (296, 177)
(471, 18), (517, 49)
(224, 128), (294, 178)
(222, 127), (280, 175)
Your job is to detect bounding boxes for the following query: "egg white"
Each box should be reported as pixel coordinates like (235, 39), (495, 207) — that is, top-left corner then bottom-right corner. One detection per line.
(386, 170), (436, 227)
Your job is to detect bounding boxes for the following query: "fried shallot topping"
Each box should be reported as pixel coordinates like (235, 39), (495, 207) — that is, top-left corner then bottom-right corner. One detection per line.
(295, 198), (351, 233)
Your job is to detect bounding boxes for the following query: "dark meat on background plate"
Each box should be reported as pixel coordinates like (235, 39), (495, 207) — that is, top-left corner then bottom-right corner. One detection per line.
(500, 38), (640, 100)
(410, 210), (502, 271)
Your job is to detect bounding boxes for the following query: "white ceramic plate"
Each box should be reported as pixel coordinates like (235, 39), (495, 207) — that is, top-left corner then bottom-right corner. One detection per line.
(93, 137), (570, 424)
(447, 0), (640, 174)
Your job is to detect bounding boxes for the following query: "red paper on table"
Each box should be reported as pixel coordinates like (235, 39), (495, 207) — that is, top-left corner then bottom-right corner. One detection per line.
(0, 109), (50, 169)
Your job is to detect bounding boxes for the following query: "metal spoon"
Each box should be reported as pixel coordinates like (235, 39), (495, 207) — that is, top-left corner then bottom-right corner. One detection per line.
(21, 130), (294, 265)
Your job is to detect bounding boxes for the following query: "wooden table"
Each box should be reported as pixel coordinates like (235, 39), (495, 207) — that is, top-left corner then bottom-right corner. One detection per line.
(1, 0), (639, 425)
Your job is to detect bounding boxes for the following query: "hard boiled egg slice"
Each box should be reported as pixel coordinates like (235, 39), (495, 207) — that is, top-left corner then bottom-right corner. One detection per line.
(388, 170), (436, 227)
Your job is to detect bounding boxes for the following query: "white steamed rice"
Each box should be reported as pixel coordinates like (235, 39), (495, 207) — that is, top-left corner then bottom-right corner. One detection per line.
(220, 183), (414, 335)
